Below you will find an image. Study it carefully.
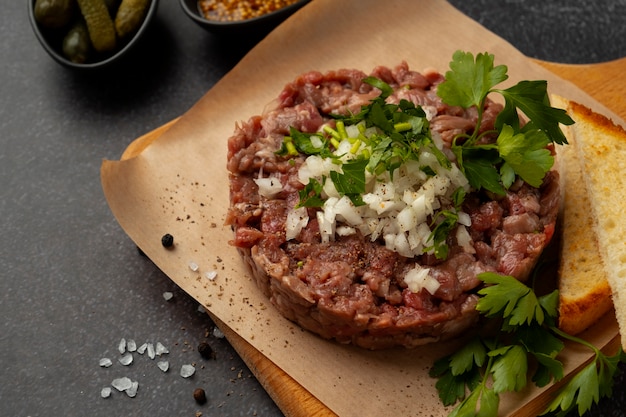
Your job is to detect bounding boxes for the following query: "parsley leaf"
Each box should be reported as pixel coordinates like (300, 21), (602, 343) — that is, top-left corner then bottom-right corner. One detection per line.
(495, 80), (573, 145)
(431, 272), (626, 417)
(449, 336), (488, 375)
(477, 272), (545, 327)
(489, 344), (528, 393)
(329, 158), (368, 206)
(437, 50), (574, 194)
(437, 50), (508, 110)
(542, 330), (626, 416)
(457, 147), (504, 194)
(496, 125), (554, 188)
(296, 177), (325, 208)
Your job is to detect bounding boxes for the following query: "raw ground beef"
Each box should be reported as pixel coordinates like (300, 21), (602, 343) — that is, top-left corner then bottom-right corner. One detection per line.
(225, 62), (560, 349)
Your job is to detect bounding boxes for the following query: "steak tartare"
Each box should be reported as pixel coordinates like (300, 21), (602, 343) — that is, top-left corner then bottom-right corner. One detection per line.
(225, 59), (560, 349)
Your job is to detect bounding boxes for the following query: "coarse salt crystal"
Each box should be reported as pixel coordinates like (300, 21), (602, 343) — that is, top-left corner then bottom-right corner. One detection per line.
(119, 353), (133, 366)
(111, 377), (132, 392)
(204, 270), (217, 281)
(163, 291), (174, 301)
(180, 364), (196, 378)
(147, 343), (155, 360)
(213, 327), (225, 339)
(156, 342), (169, 356)
(188, 261), (199, 272)
(126, 381), (139, 398)
(101, 387), (112, 398)
(136, 343), (147, 354)
(157, 361), (169, 372)
(118, 338), (126, 354)
(99, 358), (113, 368)
(126, 339), (137, 352)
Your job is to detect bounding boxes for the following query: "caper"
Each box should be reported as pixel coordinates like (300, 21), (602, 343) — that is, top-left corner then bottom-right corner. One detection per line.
(34, 0), (74, 29)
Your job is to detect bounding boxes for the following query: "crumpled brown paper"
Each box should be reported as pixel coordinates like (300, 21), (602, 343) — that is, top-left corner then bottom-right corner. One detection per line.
(101, 0), (621, 415)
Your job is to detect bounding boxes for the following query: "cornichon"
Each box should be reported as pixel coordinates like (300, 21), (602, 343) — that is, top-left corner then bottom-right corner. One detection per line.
(62, 20), (91, 64)
(34, 0), (74, 29)
(114, 0), (150, 39)
(76, 0), (117, 53)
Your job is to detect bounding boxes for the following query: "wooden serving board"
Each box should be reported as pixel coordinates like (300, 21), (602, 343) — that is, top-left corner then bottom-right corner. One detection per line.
(121, 57), (626, 417)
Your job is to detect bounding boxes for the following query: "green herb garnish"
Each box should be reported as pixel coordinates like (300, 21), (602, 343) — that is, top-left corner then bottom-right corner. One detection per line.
(437, 50), (574, 194)
(429, 273), (626, 417)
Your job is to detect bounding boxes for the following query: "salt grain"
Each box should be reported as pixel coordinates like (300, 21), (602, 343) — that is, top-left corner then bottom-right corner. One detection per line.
(147, 343), (155, 359)
(180, 364), (196, 378)
(156, 342), (169, 356)
(118, 338), (126, 354)
(204, 270), (217, 281)
(126, 380), (139, 398)
(126, 339), (137, 352)
(119, 353), (133, 366)
(157, 361), (169, 372)
(111, 377), (132, 392)
(163, 291), (174, 301)
(188, 261), (199, 272)
(101, 387), (112, 398)
(213, 327), (225, 339)
(137, 343), (147, 354)
(99, 358), (113, 368)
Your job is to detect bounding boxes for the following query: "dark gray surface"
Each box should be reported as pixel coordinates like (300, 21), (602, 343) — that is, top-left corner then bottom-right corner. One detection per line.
(1, 1), (625, 416)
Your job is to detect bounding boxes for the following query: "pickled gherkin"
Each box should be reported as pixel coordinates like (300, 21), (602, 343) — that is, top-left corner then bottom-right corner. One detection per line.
(62, 20), (91, 63)
(114, 0), (150, 39)
(76, 0), (116, 53)
(34, 0), (74, 29)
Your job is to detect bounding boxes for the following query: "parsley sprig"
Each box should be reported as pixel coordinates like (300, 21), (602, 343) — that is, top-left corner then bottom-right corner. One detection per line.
(429, 272), (626, 417)
(437, 51), (574, 194)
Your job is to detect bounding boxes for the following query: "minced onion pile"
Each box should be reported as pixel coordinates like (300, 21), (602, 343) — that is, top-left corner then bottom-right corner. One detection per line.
(287, 120), (471, 255)
(253, 80), (478, 295)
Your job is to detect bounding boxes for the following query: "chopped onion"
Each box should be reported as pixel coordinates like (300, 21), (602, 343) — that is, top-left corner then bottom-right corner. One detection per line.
(404, 266), (440, 295)
(291, 121), (473, 258)
(456, 225), (475, 254)
(254, 177), (283, 198)
(285, 206), (309, 240)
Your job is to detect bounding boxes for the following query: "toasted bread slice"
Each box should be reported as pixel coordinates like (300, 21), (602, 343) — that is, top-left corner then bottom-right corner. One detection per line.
(554, 95), (625, 347)
(552, 95), (613, 335)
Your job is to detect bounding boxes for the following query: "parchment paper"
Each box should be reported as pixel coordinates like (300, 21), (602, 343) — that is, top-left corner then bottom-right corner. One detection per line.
(101, 1), (622, 415)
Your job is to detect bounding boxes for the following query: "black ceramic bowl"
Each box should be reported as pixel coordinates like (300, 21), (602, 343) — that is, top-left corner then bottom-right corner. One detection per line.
(179, 0), (310, 37)
(28, 0), (160, 69)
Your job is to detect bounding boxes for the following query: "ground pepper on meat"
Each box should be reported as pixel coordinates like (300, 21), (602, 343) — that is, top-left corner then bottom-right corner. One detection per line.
(225, 62), (560, 349)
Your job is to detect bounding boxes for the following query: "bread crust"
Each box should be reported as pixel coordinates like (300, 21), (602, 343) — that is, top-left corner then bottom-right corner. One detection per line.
(555, 95), (626, 347)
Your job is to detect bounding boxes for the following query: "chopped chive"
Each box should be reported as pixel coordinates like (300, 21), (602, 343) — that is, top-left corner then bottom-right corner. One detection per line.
(283, 137), (298, 156)
(330, 137), (340, 149)
(394, 122), (412, 132)
(350, 139), (362, 154)
(336, 120), (348, 139)
(323, 125), (341, 140)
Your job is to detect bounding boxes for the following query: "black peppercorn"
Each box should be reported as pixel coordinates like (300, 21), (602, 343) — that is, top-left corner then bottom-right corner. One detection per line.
(197, 342), (215, 360)
(161, 233), (174, 248)
(193, 387), (207, 405)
